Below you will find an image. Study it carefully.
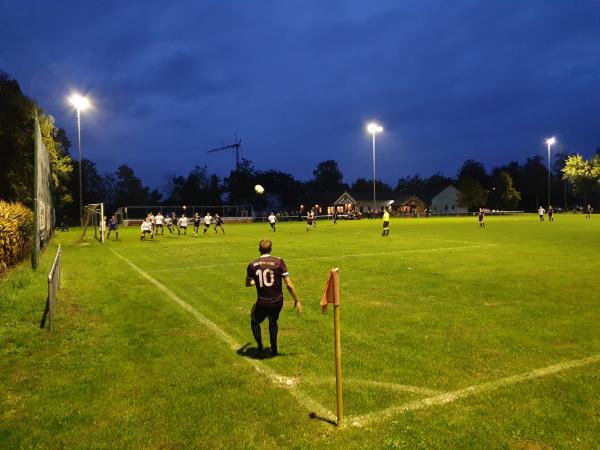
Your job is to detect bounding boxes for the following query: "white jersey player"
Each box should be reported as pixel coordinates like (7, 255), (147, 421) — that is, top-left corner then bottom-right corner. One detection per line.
(268, 212), (277, 232)
(155, 212), (164, 235)
(203, 212), (213, 235)
(140, 218), (153, 240)
(178, 214), (189, 235)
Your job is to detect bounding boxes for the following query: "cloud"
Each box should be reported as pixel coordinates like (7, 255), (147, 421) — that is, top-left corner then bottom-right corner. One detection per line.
(1, 0), (599, 187)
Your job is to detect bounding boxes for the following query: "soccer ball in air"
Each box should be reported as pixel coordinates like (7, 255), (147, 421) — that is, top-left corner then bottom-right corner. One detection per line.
(254, 184), (265, 195)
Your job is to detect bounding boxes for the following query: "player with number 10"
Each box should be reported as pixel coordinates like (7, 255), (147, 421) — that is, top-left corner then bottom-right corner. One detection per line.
(246, 239), (302, 356)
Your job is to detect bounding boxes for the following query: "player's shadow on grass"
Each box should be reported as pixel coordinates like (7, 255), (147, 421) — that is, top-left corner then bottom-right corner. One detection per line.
(237, 343), (282, 360)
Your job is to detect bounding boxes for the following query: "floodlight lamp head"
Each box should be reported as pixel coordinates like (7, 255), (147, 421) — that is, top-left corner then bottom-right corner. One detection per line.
(69, 94), (90, 111)
(367, 123), (383, 134)
(546, 137), (556, 146)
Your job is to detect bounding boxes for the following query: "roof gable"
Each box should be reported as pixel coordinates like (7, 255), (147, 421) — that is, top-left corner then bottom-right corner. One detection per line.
(333, 191), (358, 205)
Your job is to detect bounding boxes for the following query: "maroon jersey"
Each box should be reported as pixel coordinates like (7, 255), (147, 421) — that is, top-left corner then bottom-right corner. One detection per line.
(478, 212), (484, 221)
(247, 255), (288, 306)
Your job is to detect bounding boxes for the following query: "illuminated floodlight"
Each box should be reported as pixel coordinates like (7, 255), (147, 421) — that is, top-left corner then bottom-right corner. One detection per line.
(69, 94), (90, 111)
(545, 137), (556, 146)
(367, 123), (383, 134)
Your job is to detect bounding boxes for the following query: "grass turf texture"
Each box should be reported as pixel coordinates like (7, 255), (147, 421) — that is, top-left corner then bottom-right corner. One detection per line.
(1, 214), (599, 449)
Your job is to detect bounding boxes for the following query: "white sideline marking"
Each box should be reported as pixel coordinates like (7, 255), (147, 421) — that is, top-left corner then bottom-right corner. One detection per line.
(302, 377), (442, 396)
(146, 244), (497, 273)
(349, 354), (600, 427)
(109, 248), (336, 422)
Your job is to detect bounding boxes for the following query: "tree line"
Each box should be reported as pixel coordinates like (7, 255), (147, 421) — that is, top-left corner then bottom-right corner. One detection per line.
(2, 70), (600, 219)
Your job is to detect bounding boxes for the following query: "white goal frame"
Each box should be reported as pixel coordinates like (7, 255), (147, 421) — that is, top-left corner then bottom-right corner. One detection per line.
(80, 203), (105, 243)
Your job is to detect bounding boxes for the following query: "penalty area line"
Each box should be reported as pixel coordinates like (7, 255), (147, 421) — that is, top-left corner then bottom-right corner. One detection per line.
(349, 353), (600, 427)
(108, 248), (336, 423)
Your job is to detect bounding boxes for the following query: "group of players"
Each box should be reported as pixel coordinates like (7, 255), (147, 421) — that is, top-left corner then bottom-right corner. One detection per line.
(105, 202), (596, 242)
(104, 211), (225, 241)
(265, 210), (319, 233)
(476, 203), (594, 228)
(139, 211), (225, 240)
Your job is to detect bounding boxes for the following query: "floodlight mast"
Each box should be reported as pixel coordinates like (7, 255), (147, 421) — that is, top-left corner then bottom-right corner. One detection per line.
(367, 123), (383, 212)
(545, 137), (556, 207)
(69, 94), (91, 226)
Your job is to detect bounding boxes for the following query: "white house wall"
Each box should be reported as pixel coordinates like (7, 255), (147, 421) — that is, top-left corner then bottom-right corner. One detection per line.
(430, 186), (468, 213)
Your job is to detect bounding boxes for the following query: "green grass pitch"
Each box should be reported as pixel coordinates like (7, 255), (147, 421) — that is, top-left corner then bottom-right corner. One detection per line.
(1, 214), (599, 449)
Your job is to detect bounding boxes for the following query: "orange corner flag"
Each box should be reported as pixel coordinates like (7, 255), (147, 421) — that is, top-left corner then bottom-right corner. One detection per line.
(320, 268), (340, 313)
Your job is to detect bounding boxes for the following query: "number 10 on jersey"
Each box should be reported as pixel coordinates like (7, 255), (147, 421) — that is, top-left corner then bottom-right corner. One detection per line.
(256, 268), (274, 287)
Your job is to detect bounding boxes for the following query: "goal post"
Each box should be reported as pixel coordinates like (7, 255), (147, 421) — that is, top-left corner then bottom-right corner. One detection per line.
(80, 203), (105, 243)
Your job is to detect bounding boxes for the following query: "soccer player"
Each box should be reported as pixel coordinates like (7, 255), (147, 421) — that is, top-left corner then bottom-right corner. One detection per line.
(306, 210), (316, 232)
(168, 212), (177, 234)
(246, 239), (302, 356)
(148, 212), (156, 233)
(548, 206), (554, 222)
(155, 212), (165, 235)
(203, 212), (213, 235)
(193, 213), (201, 236)
(268, 212), (277, 232)
(107, 215), (119, 240)
(214, 213), (225, 234)
(60, 215), (69, 232)
(382, 206), (390, 236)
(140, 218), (153, 240)
(538, 206), (545, 222)
(178, 213), (189, 235)
(586, 204), (592, 219)
(333, 210), (338, 225)
(478, 208), (485, 228)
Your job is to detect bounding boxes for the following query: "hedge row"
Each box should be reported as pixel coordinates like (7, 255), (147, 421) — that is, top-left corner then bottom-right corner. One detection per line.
(0, 201), (34, 270)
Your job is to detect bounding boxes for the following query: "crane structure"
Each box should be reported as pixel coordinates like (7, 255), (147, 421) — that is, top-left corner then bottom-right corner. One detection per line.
(206, 137), (242, 169)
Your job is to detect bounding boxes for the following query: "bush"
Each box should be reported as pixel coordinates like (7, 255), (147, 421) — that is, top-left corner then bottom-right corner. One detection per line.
(0, 201), (34, 270)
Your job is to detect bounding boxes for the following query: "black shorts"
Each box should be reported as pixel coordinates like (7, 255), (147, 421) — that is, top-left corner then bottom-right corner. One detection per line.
(307, 219), (313, 225)
(142, 230), (152, 234)
(204, 223), (210, 229)
(251, 302), (283, 323)
(383, 221), (389, 228)
(156, 224), (163, 228)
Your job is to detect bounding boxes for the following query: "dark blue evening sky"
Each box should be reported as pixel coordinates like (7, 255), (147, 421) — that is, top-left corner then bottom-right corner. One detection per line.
(1, 1), (599, 190)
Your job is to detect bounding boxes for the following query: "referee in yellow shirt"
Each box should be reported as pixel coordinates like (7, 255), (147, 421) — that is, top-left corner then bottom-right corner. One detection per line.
(382, 207), (390, 237)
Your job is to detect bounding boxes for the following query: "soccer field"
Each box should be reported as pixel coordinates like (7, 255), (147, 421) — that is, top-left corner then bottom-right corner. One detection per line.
(1, 214), (599, 449)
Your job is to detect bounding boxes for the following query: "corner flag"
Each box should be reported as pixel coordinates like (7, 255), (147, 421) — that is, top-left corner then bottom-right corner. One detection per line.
(320, 268), (344, 428)
(320, 268), (340, 313)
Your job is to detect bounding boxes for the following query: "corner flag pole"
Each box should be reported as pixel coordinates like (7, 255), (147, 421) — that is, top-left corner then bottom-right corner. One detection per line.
(320, 267), (344, 428)
(332, 269), (344, 428)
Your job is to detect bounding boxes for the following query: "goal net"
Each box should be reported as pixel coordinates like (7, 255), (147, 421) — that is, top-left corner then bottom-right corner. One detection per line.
(80, 203), (105, 243)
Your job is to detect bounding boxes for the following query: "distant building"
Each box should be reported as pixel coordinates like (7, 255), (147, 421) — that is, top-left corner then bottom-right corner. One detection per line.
(320, 191), (427, 216)
(327, 191), (393, 214)
(430, 185), (467, 214)
(393, 195), (428, 214)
